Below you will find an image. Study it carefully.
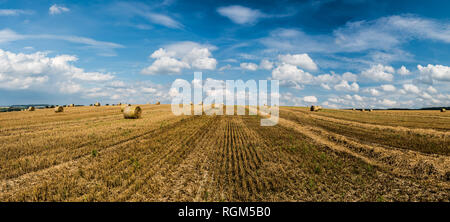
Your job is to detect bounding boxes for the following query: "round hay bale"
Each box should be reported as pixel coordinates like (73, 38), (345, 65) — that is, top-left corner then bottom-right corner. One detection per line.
(361, 109), (365, 112)
(120, 104), (131, 112)
(54, 106), (64, 113)
(27, 106), (35, 111)
(352, 108), (356, 111)
(310, 105), (319, 111)
(94, 102), (101, 106)
(123, 106), (142, 119)
(155, 101), (160, 105)
(369, 109), (373, 112)
(441, 108), (446, 112)
(69, 104), (75, 107)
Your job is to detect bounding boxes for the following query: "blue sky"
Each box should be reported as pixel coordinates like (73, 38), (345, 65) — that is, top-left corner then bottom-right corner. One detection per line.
(0, 0), (449, 108)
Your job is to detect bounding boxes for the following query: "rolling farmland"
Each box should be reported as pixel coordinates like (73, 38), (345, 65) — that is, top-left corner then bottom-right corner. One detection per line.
(0, 105), (449, 201)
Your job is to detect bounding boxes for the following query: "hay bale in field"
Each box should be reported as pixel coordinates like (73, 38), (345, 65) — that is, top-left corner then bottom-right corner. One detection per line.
(120, 103), (131, 112)
(155, 101), (160, 105)
(54, 106), (64, 113)
(441, 108), (446, 112)
(68, 104), (75, 107)
(27, 106), (35, 111)
(352, 108), (356, 111)
(369, 109), (373, 112)
(94, 102), (101, 106)
(310, 105), (321, 111)
(123, 106), (142, 119)
(361, 109), (365, 112)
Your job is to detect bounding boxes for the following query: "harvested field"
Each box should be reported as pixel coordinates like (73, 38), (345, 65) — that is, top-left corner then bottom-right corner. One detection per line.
(0, 105), (448, 201)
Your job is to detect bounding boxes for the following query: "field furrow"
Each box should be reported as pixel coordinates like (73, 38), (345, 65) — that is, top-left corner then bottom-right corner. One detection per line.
(282, 109), (450, 155)
(276, 111), (450, 185)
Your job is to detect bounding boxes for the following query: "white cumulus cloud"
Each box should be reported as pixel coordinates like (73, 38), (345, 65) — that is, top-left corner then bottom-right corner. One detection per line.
(259, 59), (273, 70)
(381, 84), (396, 92)
(426, 86), (437, 94)
(379, 99), (396, 107)
(271, 63), (313, 84)
(334, 80), (359, 92)
(361, 64), (395, 82)
(278, 53), (318, 71)
(141, 56), (190, 75)
(0, 49), (114, 93)
(397, 65), (410, 75)
(402, 84), (421, 94)
(217, 5), (265, 25)
(141, 42), (217, 75)
(417, 64), (450, 83)
(49, 4), (69, 15)
(366, 88), (381, 96)
(240, 62), (258, 71)
(303, 96), (318, 103)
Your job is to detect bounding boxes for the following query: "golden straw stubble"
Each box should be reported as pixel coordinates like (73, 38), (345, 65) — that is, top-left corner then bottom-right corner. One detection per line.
(123, 106), (142, 119)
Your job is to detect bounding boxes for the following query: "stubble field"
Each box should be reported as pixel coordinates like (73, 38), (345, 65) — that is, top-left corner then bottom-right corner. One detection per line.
(0, 105), (449, 201)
